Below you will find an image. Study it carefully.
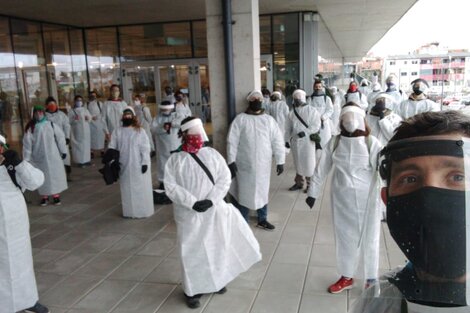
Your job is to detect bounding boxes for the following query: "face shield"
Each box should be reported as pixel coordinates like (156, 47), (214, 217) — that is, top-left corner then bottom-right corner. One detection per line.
(371, 93), (394, 111)
(340, 106), (365, 133)
(292, 89), (307, 107)
(411, 79), (429, 96)
(376, 135), (470, 307)
(180, 118), (209, 142)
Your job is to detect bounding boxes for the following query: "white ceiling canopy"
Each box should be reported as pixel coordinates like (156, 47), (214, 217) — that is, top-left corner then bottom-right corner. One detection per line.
(0, 0), (418, 61)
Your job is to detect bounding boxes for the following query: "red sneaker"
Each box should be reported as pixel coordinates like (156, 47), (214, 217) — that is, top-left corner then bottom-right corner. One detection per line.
(328, 276), (353, 294)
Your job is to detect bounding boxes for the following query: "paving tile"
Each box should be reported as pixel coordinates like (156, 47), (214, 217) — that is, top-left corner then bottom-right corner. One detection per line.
(203, 288), (257, 313)
(271, 243), (311, 265)
(109, 255), (163, 281)
(105, 234), (150, 256)
(299, 293), (347, 313)
(35, 272), (66, 295)
(250, 290), (301, 313)
(72, 280), (137, 311)
(73, 253), (129, 277)
(144, 257), (182, 284)
(260, 263), (307, 294)
(154, 285), (212, 313)
(41, 275), (102, 308)
(38, 251), (96, 275)
(137, 232), (177, 257)
(111, 282), (174, 313)
(72, 232), (125, 254)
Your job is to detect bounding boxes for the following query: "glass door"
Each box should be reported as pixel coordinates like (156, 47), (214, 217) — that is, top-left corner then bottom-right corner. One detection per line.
(261, 54), (273, 91)
(122, 64), (157, 115)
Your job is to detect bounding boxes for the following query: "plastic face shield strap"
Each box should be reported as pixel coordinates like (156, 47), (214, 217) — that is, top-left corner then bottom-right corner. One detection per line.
(181, 118), (209, 142)
(379, 136), (470, 306)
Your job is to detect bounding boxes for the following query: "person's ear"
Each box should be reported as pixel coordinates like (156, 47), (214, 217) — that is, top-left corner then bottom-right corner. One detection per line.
(381, 187), (388, 205)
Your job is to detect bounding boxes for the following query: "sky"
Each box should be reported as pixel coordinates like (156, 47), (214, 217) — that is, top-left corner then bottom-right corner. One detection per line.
(369, 0), (470, 56)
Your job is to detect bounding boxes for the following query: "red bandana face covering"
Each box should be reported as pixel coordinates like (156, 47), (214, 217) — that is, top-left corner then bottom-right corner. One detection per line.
(182, 134), (204, 153)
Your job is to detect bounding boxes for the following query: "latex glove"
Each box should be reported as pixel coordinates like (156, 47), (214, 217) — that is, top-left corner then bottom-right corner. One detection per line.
(228, 162), (237, 179)
(192, 199), (213, 212)
(2, 150), (21, 168)
(163, 123), (171, 131)
(61, 153), (67, 160)
(105, 133), (111, 142)
(141, 165), (148, 174)
(92, 116), (97, 121)
(285, 142), (290, 149)
(297, 131), (306, 138)
(276, 164), (284, 176)
(379, 111), (385, 119)
(66, 138), (70, 145)
(306, 197), (316, 209)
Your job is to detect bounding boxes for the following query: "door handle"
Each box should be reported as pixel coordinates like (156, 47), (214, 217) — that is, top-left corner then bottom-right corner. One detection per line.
(196, 102), (200, 106)
(191, 102), (194, 106)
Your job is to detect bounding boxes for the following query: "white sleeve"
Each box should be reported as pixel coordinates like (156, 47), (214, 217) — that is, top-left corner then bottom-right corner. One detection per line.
(15, 160), (45, 191)
(270, 119), (286, 165)
(284, 113), (293, 143)
(378, 114), (402, 143)
(368, 136), (383, 170)
(164, 155), (198, 210)
(206, 150), (232, 203)
(22, 131), (33, 162)
(52, 123), (67, 155)
(139, 130), (151, 166)
(108, 129), (119, 150)
(226, 117), (241, 164)
(306, 109), (321, 135)
(61, 112), (71, 138)
(308, 138), (335, 198)
(322, 97), (334, 120)
(144, 107), (153, 123)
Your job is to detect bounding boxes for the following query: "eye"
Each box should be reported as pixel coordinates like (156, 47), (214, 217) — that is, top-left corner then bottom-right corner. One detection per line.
(399, 175), (417, 185)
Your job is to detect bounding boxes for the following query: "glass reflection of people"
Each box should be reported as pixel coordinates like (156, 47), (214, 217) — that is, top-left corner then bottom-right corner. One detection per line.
(350, 110), (470, 312)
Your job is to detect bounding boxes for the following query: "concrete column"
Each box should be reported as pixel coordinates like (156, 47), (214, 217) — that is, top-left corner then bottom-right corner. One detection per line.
(205, 0), (261, 154)
(301, 12), (319, 95)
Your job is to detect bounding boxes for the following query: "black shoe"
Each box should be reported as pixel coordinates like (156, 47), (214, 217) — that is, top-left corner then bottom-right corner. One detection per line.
(53, 197), (61, 206)
(216, 287), (227, 294)
(40, 198), (48, 206)
(25, 302), (50, 313)
(184, 294), (201, 309)
(288, 184), (303, 191)
(257, 220), (275, 230)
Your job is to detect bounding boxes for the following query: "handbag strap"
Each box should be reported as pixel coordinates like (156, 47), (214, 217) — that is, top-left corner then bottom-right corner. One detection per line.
(189, 153), (215, 185)
(293, 107), (309, 129)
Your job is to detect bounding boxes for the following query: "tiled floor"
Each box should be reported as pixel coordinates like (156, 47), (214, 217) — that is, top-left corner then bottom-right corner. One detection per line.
(23, 154), (406, 313)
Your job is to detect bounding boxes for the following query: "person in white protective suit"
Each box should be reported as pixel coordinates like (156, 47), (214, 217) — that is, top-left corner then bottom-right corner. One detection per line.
(261, 88), (271, 110)
(366, 93), (403, 146)
(329, 86), (342, 135)
(227, 90), (285, 230)
(309, 80), (334, 148)
(102, 84), (128, 141)
(150, 101), (181, 189)
(367, 82), (383, 112)
(163, 86), (176, 104)
(108, 106), (154, 218)
(68, 95), (92, 167)
(173, 89), (192, 127)
(0, 135), (50, 313)
(45, 96), (72, 181)
(87, 90), (106, 158)
(349, 110), (470, 313)
(384, 74), (408, 111)
(395, 78), (440, 119)
(285, 89), (321, 192)
(132, 93), (155, 156)
(266, 91), (289, 143)
(306, 102), (383, 294)
(164, 117), (262, 309)
(24, 105), (68, 206)
(358, 79), (372, 97)
(344, 81), (369, 110)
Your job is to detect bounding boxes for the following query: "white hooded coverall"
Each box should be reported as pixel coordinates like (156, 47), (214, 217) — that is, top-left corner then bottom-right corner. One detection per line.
(309, 94), (334, 147)
(164, 147), (262, 296)
(150, 112), (181, 182)
(0, 161), (44, 312)
(308, 135), (382, 279)
(87, 100), (106, 150)
(109, 126), (154, 218)
(266, 99), (289, 138)
(46, 110), (71, 167)
(285, 105), (321, 177)
(344, 91), (369, 111)
(68, 107), (92, 164)
(366, 112), (403, 146)
(23, 120), (68, 195)
(227, 113), (285, 209)
(133, 103), (155, 152)
(102, 99), (128, 136)
(395, 98), (440, 119)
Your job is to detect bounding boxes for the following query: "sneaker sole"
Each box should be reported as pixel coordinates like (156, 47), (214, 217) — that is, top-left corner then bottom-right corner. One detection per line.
(256, 225), (275, 231)
(25, 310), (50, 313)
(328, 285), (353, 294)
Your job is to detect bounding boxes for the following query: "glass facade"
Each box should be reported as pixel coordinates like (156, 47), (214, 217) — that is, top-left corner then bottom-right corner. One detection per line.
(0, 12), (331, 149)
(317, 16), (343, 89)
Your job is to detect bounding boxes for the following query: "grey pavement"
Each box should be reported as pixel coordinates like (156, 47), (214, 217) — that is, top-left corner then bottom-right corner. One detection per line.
(24, 154), (406, 313)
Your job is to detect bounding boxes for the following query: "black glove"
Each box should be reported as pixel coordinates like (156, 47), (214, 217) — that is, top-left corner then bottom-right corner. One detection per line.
(297, 131), (306, 138)
(192, 199), (213, 212)
(2, 150), (21, 168)
(61, 153), (67, 160)
(315, 141), (322, 150)
(306, 197), (316, 209)
(228, 162), (237, 179)
(310, 133), (320, 143)
(141, 165), (148, 174)
(285, 142), (290, 149)
(66, 138), (70, 145)
(276, 164), (284, 176)
(379, 111), (385, 120)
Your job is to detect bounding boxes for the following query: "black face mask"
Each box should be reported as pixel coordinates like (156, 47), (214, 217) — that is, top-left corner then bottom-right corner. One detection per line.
(270, 95), (278, 102)
(313, 89), (323, 96)
(373, 99), (386, 112)
(387, 186), (466, 280)
(249, 100), (262, 111)
(293, 99), (303, 107)
(122, 118), (133, 127)
(413, 86), (423, 95)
